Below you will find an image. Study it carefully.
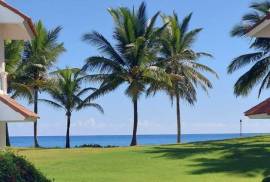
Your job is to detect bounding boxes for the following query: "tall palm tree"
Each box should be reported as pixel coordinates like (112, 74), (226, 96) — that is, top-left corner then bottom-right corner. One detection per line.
(5, 40), (25, 146)
(22, 21), (65, 147)
(40, 68), (104, 148)
(82, 2), (170, 146)
(148, 13), (217, 143)
(228, 1), (270, 96)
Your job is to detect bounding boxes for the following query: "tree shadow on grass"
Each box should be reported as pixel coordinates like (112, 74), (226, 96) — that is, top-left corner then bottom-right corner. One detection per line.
(142, 136), (270, 178)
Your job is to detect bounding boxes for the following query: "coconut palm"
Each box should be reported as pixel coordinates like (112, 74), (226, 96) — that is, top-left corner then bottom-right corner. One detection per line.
(5, 40), (25, 146)
(5, 40), (34, 146)
(148, 13), (217, 143)
(40, 68), (103, 148)
(22, 21), (65, 147)
(82, 2), (170, 146)
(6, 40), (32, 100)
(228, 1), (270, 97)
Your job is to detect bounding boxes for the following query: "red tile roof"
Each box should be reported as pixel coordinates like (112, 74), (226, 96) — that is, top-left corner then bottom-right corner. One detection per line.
(245, 98), (270, 116)
(0, 0), (36, 36)
(0, 94), (38, 120)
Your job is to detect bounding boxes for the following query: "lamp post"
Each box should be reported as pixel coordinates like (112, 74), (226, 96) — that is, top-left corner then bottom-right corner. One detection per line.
(240, 119), (243, 137)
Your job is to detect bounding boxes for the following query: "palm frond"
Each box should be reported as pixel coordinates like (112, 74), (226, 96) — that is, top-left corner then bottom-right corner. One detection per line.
(231, 24), (251, 37)
(84, 77), (123, 102)
(228, 52), (264, 73)
(181, 13), (192, 35)
(82, 56), (125, 73)
(242, 12), (261, 24)
(39, 99), (64, 110)
(78, 103), (104, 114)
(234, 56), (270, 96)
(83, 31), (125, 65)
(250, 1), (270, 14)
(77, 87), (97, 97)
(258, 71), (270, 97)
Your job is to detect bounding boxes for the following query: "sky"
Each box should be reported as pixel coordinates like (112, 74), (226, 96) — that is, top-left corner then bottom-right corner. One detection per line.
(6, 0), (270, 136)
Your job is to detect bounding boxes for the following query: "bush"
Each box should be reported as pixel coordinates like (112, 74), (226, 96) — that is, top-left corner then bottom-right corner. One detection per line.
(0, 152), (51, 182)
(76, 144), (103, 148)
(75, 144), (119, 148)
(263, 176), (270, 182)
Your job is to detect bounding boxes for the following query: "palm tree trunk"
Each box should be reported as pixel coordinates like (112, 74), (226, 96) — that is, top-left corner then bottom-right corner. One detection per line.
(66, 111), (71, 148)
(130, 98), (138, 146)
(34, 88), (39, 148)
(5, 123), (10, 146)
(176, 94), (181, 143)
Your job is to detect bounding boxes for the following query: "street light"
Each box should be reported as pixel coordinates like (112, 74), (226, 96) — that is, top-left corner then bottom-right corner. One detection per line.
(240, 119), (243, 137)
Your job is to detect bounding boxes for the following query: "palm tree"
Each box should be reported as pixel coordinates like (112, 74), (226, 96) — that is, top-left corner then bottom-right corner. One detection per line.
(22, 21), (65, 147)
(40, 68), (104, 148)
(228, 1), (270, 97)
(5, 40), (25, 146)
(82, 2), (170, 146)
(148, 13), (217, 143)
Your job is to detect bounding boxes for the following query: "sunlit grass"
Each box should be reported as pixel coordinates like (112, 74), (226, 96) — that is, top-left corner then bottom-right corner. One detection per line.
(13, 135), (270, 182)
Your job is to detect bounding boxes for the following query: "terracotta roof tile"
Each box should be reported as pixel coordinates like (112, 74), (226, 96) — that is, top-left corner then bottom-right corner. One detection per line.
(245, 98), (270, 116)
(0, 94), (38, 120)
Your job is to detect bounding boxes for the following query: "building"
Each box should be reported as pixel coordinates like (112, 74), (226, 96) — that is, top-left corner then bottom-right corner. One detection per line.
(0, 0), (38, 148)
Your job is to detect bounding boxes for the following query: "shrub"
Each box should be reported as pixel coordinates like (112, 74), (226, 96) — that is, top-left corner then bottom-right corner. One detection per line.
(263, 176), (270, 182)
(76, 144), (102, 148)
(75, 144), (119, 148)
(0, 152), (51, 182)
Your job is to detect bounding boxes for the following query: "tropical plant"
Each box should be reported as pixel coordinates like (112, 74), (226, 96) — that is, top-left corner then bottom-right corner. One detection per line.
(82, 2), (170, 146)
(4, 40), (27, 146)
(0, 152), (52, 182)
(148, 13), (217, 143)
(228, 1), (270, 97)
(40, 68), (104, 148)
(22, 21), (65, 147)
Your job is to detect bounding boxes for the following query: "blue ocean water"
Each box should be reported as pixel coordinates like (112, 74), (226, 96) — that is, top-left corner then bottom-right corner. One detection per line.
(9, 133), (266, 148)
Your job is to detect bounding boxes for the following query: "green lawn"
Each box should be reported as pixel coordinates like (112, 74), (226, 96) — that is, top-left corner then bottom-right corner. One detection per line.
(13, 135), (270, 182)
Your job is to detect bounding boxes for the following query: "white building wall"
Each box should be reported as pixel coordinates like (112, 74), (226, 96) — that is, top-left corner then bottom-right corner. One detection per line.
(0, 37), (6, 95)
(0, 122), (6, 148)
(0, 101), (25, 121)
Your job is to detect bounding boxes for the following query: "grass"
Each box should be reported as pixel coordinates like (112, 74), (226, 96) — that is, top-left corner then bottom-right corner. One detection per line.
(11, 135), (270, 182)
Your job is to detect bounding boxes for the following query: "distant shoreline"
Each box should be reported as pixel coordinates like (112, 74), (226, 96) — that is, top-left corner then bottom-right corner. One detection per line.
(8, 133), (268, 148)
(9, 132), (270, 137)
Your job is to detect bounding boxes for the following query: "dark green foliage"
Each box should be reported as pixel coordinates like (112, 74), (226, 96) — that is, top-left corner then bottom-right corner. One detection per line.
(83, 2), (170, 146)
(76, 144), (103, 148)
(147, 12), (217, 143)
(22, 21), (65, 147)
(75, 144), (118, 148)
(229, 1), (270, 97)
(0, 152), (51, 182)
(40, 68), (103, 148)
(263, 176), (270, 182)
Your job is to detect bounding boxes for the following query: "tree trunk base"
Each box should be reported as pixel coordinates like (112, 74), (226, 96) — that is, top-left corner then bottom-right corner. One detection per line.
(6, 123), (10, 147)
(130, 99), (138, 146)
(130, 137), (137, 146)
(34, 122), (39, 148)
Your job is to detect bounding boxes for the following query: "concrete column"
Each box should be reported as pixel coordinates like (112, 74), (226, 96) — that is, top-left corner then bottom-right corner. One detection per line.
(0, 37), (6, 95)
(0, 38), (7, 148)
(0, 122), (6, 148)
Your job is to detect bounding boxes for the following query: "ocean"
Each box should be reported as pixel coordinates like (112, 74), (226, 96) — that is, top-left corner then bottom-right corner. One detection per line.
(9, 133), (266, 148)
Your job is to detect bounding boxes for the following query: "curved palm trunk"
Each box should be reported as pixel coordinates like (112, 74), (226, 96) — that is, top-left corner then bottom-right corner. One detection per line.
(176, 94), (181, 143)
(5, 123), (10, 146)
(130, 99), (138, 146)
(66, 111), (71, 148)
(34, 88), (39, 148)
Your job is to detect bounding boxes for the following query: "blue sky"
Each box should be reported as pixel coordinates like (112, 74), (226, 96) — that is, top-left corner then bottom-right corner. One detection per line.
(7, 0), (270, 136)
